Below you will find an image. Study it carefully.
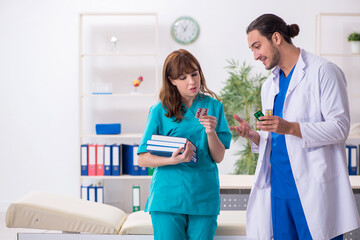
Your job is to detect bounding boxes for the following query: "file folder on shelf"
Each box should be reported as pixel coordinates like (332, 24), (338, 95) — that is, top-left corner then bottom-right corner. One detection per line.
(123, 144), (140, 175)
(112, 144), (121, 176)
(81, 185), (104, 203)
(347, 145), (358, 175)
(132, 185), (140, 212)
(96, 186), (104, 203)
(88, 186), (96, 202)
(88, 144), (97, 176)
(96, 145), (105, 176)
(104, 145), (112, 176)
(140, 166), (148, 175)
(147, 167), (155, 176)
(80, 144), (88, 176)
(81, 185), (88, 200)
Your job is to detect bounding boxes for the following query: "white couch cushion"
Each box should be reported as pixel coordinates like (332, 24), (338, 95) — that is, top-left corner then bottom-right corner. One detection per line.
(119, 211), (153, 235)
(120, 210), (246, 236)
(6, 191), (127, 234)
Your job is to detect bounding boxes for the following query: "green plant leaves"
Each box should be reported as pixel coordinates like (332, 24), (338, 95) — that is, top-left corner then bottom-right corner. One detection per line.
(220, 60), (268, 174)
(348, 32), (360, 42)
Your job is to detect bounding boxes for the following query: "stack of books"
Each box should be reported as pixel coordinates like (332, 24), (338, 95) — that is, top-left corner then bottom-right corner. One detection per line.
(146, 135), (197, 163)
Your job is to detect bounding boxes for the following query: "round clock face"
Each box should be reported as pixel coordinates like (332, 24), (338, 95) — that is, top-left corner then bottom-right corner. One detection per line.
(171, 16), (200, 45)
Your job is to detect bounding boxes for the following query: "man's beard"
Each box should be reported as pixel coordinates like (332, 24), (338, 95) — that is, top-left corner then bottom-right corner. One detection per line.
(265, 44), (280, 70)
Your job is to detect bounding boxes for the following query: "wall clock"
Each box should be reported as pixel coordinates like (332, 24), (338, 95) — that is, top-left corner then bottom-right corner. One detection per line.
(170, 16), (200, 45)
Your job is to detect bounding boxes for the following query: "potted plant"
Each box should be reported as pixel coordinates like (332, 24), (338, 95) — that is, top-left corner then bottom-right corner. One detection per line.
(220, 60), (268, 174)
(348, 32), (360, 54)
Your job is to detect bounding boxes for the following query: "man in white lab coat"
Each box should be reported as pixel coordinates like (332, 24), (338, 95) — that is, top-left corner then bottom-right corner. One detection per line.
(230, 14), (360, 240)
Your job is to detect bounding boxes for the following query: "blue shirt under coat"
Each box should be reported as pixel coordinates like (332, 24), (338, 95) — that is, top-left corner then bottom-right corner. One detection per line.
(270, 66), (299, 199)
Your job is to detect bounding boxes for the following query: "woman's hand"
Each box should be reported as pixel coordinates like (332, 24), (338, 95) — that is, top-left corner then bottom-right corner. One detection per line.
(199, 115), (217, 134)
(199, 115), (226, 163)
(169, 141), (194, 165)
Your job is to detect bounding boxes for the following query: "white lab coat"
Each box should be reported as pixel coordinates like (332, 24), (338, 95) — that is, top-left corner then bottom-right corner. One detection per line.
(246, 49), (360, 240)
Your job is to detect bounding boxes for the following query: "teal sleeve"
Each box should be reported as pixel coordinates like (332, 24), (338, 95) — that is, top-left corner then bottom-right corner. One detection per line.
(216, 103), (232, 149)
(137, 104), (161, 154)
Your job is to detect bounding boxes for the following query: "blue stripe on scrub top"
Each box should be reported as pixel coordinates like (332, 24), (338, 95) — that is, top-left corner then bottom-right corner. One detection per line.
(270, 65), (298, 199)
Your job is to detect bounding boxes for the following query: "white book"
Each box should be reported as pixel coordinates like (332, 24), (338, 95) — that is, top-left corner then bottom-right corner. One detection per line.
(147, 139), (185, 148)
(151, 135), (187, 143)
(147, 145), (180, 153)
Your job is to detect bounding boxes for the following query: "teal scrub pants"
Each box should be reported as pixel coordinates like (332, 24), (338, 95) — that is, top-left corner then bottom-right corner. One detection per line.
(271, 196), (343, 240)
(150, 211), (217, 240)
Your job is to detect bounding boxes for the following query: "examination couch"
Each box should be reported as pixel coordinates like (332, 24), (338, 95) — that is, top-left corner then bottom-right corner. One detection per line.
(6, 191), (247, 240)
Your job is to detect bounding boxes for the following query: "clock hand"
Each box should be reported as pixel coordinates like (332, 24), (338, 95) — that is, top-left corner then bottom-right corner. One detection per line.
(182, 24), (188, 33)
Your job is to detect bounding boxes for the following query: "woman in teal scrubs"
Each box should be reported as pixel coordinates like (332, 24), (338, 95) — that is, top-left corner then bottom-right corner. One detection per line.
(138, 49), (231, 240)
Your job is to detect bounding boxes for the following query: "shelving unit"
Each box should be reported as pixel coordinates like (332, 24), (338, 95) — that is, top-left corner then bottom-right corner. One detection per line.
(315, 12), (360, 184)
(315, 13), (360, 96)
(78, 12), (159, 212)
(315, 13), (360, 125)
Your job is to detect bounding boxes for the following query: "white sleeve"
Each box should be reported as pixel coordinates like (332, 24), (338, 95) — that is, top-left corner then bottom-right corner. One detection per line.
(251, 139), (259, 153)
(300, 62), (350, 148)
(251, 131), (269, 153)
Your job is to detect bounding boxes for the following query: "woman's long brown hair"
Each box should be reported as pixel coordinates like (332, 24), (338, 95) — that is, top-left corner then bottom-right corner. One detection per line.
(159, 49), (218, 122)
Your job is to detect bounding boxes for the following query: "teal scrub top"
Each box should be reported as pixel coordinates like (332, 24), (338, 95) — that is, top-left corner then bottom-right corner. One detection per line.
(138, 94), (231, 215)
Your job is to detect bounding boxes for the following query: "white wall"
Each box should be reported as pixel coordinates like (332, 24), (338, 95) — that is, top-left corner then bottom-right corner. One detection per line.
(1, 0), (359, 211)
